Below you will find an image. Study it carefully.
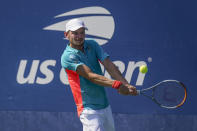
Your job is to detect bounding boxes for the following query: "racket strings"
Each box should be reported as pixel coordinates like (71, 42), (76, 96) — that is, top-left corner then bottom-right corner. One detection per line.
(153, 81), (186, 108)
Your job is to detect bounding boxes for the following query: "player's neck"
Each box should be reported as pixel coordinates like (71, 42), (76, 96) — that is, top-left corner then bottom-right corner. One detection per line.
(70, 43), (84, 52)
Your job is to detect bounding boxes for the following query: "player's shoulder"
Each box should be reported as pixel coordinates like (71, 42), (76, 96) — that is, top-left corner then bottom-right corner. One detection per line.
(62, 50), (76, 60)
(61, 46), (78, 61)
(61, 48), (81, 68)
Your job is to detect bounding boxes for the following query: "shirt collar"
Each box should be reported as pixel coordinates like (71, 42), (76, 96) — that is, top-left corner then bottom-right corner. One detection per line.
(66, 41), (88, 53)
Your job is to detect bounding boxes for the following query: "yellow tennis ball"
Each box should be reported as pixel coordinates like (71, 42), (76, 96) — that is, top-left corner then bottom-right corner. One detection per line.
(139, 65), (148, 74)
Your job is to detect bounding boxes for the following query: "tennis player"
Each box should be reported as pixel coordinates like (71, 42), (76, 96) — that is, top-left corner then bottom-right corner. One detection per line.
(61, 18), (137, 131)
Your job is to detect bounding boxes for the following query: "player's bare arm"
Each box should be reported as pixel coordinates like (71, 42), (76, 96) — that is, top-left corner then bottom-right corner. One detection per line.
(76, 64), (135, 95)
(76, 64), (114, 87)
(102, 58), (137, 95)
(102, 58), (128, 84)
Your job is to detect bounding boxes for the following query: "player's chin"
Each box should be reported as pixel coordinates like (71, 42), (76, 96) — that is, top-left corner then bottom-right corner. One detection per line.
(75, 40), (84, 45)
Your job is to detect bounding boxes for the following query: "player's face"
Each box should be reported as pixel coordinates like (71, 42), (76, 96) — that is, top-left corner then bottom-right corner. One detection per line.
(66, 27), (85, 46)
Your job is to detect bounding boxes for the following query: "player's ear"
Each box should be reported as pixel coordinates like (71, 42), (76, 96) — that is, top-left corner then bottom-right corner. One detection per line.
(64, 31), (69, 39)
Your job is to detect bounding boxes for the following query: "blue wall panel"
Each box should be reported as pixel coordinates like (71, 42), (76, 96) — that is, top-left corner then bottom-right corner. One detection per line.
(0, 0), (196, 130)
(0, 111), (196, 131)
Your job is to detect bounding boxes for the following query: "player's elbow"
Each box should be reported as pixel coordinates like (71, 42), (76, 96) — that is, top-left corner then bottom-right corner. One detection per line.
(86, 72), (98, 81)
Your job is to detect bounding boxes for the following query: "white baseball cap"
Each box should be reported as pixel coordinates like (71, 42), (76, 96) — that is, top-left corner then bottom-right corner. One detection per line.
(65, 18), (88, 32)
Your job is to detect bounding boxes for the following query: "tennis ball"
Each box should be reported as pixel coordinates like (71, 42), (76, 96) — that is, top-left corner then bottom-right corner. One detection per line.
(139, 65), (148, 74)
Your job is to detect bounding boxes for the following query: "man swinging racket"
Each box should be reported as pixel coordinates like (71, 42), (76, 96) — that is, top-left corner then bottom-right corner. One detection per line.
(61, 18), (137, 131)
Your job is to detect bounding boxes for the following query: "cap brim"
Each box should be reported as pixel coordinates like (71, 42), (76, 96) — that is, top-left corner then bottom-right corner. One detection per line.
(68, 26), (88, 32)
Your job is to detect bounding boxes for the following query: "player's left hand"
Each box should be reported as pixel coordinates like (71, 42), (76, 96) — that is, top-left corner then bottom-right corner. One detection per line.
(118, 84), (137, 96)
(127, 84), (138, 96)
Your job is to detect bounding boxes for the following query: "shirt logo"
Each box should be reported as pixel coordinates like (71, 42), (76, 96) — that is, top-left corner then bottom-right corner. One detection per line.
(43, 6), (115, 46)
(69, 54), (79, 64)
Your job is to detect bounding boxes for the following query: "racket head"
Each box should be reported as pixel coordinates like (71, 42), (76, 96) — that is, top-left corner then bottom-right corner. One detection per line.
(152, 80), (187, 109)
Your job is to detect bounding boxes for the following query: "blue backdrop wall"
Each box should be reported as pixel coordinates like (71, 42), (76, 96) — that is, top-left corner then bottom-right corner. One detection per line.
(0, 0), (196, 130)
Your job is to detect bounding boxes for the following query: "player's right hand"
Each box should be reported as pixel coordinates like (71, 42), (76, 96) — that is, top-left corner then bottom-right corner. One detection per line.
(118, 84), (137, 96)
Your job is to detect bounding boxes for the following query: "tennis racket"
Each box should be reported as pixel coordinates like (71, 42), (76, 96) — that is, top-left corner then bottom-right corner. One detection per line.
(137, 80), (187, 109)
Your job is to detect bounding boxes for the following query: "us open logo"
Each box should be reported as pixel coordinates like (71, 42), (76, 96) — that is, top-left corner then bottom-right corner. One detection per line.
(43, 6), (115, 45)
(16, 6), (147, 86)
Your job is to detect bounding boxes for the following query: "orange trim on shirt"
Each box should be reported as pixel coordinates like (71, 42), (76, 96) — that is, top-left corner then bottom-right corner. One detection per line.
(66, 69), (84, 117)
